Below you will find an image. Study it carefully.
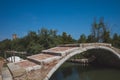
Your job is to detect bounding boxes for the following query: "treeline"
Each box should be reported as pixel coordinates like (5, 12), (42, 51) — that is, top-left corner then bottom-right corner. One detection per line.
(78, 18), (120, 48)
(0, 18), (120, 56)
(0, 28), (75, 55)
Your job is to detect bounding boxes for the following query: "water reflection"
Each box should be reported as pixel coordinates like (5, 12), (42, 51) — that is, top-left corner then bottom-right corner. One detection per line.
(50, 62), (120, 80)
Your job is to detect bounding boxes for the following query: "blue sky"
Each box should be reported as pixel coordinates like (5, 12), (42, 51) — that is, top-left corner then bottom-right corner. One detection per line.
(0, 0), (120, 41)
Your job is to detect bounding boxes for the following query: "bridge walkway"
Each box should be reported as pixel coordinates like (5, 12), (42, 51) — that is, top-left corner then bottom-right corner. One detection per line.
(2, 43), (120, 80)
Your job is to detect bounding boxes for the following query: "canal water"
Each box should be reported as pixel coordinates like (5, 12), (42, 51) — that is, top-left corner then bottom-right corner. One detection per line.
(50, 62), (120, 80)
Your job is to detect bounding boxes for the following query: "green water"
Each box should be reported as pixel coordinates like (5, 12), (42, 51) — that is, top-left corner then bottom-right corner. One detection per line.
(50, 62), (120, 80)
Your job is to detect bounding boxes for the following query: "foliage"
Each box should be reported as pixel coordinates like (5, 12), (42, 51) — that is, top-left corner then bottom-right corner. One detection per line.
(0, 18), (120, 58)
(112, 33), (120, 48)
(0, 39), (11, 51)
(61, 32), (75, 44)
(86, 35), (95, 43)
(0, 28), (76, 56)
(78, 34), (87, 43)
(91, 17), (111, 43)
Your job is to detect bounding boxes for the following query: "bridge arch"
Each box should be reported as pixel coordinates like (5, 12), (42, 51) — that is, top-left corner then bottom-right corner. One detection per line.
(44, 44), (120, 80)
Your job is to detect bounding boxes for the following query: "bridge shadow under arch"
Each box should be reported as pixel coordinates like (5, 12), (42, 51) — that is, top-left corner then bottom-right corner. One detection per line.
(83, 48), (120, 67)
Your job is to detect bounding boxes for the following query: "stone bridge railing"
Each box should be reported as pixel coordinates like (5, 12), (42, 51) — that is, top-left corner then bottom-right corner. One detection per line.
(59, 43), (112, 48)
(4, 43), (120, 80)
(80, 43), (112, 48)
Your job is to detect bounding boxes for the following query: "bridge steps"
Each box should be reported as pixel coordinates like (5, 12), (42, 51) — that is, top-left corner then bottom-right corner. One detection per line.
(7, 63), (26, 78)
(1, 67), (12, 80)
(42, 46), (79, 56)
(4, 43), (120, 80)
(27, 53), (61, 65)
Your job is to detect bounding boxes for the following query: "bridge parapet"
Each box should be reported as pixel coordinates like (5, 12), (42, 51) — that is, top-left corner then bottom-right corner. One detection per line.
(42, 46), (79, 56)
(80, 43), (112, 48)
(5, 43), (120, 80)
(110, 47), (120, 54)
(58, 44), (80, 47)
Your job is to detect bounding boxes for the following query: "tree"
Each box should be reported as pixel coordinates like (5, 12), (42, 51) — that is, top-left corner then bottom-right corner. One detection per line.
(61, 32), (75, 44)
(91, 17), (110, 43)
(0, 39), (11, 51)
(61, 32), (68, 44)
(112, 33), (120, 48)
(78, 34), (86, 43)
(0, 39), (12, 58)
(38, 27), (59, 49)
(86, 35), (95, 43)
(91, 18), (99, 42)
(67, 35), (74, 43)
(27, 31), (38, 43)
(102, 30), (111, 43)
(27, 41), (43, 55)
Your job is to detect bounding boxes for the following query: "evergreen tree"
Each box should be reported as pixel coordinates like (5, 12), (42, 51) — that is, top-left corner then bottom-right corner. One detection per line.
(86, 35), (95, 43)
(102, 30), (111, 43)
(78, 34), (86, 43)
(61, 32), (75, 44)
(112, 33), (120, 48)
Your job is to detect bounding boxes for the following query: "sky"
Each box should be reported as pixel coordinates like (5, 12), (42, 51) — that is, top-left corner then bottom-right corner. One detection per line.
(0, 0), (120, 41)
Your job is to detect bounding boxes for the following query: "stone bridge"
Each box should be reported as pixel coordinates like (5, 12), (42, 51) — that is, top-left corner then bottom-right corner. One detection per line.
(2, 43), (120, 80)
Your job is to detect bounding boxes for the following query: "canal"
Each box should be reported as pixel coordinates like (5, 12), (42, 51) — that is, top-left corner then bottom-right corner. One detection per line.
(50, 62), (120, 80)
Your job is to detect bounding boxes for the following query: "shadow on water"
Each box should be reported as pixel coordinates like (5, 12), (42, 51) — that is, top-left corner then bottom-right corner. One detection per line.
(50, 62), (120, 80)
(50, 49), (120, 80)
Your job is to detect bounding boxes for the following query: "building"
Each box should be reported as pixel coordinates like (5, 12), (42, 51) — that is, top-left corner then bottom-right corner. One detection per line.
(12, 34), (17, 40)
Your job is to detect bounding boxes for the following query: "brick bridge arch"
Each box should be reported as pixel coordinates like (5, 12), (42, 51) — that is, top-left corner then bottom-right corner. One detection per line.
(44, 43), (120, 80)
(6, 43), (120, 80)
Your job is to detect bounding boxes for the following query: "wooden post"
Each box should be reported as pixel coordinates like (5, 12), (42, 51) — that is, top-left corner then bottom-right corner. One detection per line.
(4, 52), (7, 60)
(13, 53), (15, 62)
(11, 52), (13, 62)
